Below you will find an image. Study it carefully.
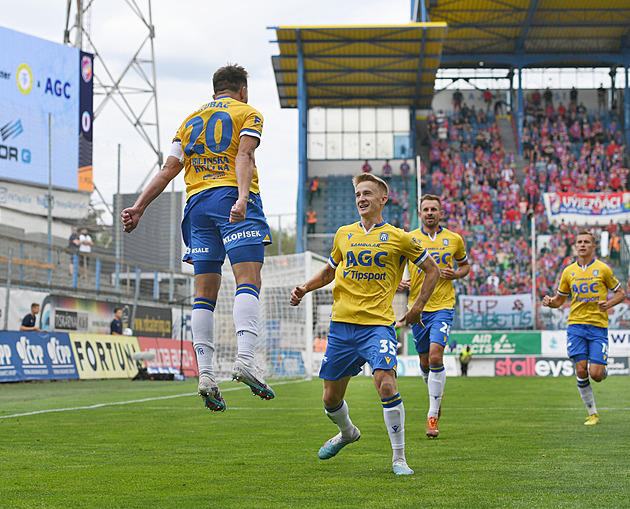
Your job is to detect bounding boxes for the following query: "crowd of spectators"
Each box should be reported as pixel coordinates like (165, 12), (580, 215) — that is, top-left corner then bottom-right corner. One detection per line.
(520, 88), (628, 205)
(422, 89), (628, 300)
(314, 89), (627, 304)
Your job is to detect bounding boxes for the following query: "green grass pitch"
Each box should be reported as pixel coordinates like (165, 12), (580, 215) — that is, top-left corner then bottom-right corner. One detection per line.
(1, 376), (629, 508)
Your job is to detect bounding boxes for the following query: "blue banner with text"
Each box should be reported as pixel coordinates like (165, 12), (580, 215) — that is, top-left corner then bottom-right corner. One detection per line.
(0, 332), (79, 382)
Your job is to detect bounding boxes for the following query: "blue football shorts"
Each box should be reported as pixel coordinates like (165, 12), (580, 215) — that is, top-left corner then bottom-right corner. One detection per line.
(411, 308), (454, 355)
(181, 187), (272, 272)
(566, 323), (608, 365)
(319, 321), (398, 381)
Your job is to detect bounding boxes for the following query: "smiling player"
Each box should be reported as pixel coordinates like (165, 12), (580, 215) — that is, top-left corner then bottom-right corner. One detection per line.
(290, 174), (439, 475)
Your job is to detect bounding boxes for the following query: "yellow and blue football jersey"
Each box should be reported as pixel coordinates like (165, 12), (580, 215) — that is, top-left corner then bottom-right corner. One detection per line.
(329, 221), (428, 325)
(174, 95), (263, 200)
(407, 226), (467, 312)
(557, 259), (620, 328)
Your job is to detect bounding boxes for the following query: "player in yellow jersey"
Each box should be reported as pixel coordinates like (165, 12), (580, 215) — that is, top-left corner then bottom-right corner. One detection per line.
(399, 194), (469, 438)
(290, 174), (440, 475)
(121, 64), (274, 412)
(542, 231), (624, 425)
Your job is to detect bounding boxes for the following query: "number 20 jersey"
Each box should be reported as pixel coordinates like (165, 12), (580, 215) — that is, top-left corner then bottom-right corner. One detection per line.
(329, 221), (429, 326)
(173, 95), (264, 201)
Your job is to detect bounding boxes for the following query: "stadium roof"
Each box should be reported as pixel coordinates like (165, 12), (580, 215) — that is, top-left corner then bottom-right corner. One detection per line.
(420, 0), (630, 69)
(269, 23), (447, 109)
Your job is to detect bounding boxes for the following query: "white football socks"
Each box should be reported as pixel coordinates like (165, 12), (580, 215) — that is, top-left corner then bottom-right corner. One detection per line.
(233, 288), (259, 363)
(192, 304), (215, 379)
(325, 400), (355, 439)
(382, 394), (406, 462)
(428, 365), (446, 419)
(577, 377), (597, 415)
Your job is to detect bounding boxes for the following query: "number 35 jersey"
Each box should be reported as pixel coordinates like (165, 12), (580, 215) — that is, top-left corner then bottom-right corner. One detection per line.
(173, 95), (264, 200)
(329, 221), (428, 326)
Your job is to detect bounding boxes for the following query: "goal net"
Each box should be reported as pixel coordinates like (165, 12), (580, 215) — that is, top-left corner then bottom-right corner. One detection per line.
(212, 251), (329, 381)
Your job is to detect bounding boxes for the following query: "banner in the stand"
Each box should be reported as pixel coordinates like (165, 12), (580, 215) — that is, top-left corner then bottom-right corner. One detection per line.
(458, 294), (533, 329)
(543, 192), (630, 225)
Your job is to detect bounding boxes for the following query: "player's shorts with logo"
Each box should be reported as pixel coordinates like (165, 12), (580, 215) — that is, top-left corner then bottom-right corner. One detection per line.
(411, 308), (454, 354)
(319, 322), (398, 380)
(566, 323), (608, 365)
(181, 187), (271, 273)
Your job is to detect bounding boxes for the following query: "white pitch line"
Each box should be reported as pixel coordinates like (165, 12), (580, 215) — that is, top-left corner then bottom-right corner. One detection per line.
(0, 378), (311, 420)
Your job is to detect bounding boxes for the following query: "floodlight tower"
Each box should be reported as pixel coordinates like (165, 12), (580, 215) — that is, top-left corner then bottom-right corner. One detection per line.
(63, 0), (163, 195)
(64, 0), (178, 300)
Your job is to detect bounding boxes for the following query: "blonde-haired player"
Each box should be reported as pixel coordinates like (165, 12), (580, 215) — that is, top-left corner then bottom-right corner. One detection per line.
(290, 174), (439, 475)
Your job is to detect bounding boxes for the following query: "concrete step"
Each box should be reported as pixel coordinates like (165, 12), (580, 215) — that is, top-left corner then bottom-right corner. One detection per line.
(497, 116), (516, 153)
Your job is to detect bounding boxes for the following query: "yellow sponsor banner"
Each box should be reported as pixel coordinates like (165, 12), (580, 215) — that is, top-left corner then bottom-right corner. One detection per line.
(70, 334), (140, 379)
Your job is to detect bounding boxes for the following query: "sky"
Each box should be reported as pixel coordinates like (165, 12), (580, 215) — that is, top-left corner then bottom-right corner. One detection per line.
(2, 0), (412, 227)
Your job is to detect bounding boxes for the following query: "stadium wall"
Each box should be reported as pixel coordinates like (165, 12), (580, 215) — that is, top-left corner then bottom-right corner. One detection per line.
(3, 327), (629, 383)
(397, 329), (630, 378)
(0, 206), (72, 242)
(308, 158), (412, 177)
(430, 88), (613, 115)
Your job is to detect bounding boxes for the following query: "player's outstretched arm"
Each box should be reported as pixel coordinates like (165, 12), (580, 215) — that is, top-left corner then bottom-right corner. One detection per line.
(290, 264), (335, 306)
(598, 285), (626, 311)
(121, 156), (183, 233)
(231, 135), (258, 223)
(400, 254), (439, 326)
(541, 294), (567, 308)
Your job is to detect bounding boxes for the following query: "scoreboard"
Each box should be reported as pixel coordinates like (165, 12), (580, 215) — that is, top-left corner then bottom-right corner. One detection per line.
(0, 26), (93, 193)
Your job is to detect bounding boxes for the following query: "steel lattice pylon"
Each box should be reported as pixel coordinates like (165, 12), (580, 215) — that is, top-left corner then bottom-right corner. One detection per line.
(64, 0), (180, 298)
(64, 0), (163, 196)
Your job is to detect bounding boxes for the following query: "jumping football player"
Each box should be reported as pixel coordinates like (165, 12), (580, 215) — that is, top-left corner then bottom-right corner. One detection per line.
(122, 64), (274, 411)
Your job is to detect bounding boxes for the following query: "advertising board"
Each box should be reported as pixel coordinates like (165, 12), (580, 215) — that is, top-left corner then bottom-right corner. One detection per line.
(0, 331), (78, 382)
(0, 26), (93, 194)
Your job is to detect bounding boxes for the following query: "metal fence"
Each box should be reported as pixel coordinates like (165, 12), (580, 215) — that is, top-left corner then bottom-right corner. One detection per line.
(0, 233), (195, 311)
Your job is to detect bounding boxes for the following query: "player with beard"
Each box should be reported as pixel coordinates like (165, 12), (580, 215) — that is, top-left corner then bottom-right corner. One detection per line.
(399, 194), (469, 438)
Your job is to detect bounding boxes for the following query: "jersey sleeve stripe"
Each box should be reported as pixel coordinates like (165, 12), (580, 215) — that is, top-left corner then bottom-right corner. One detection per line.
(411, 250), (429, 266)
(240, 129), (261, 139)
(455, 254), (468, 263)
(169, 141), (184, 162)
(557, 290), (570, 296)
(612, 283), (621, 291)
(328, 257), (338, 269)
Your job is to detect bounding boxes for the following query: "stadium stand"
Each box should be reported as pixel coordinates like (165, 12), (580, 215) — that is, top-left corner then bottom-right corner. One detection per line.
(421, 89), (629, 308)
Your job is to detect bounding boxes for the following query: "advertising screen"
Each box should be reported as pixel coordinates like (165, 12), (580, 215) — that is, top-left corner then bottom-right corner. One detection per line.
(0, 26), (93, 191)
